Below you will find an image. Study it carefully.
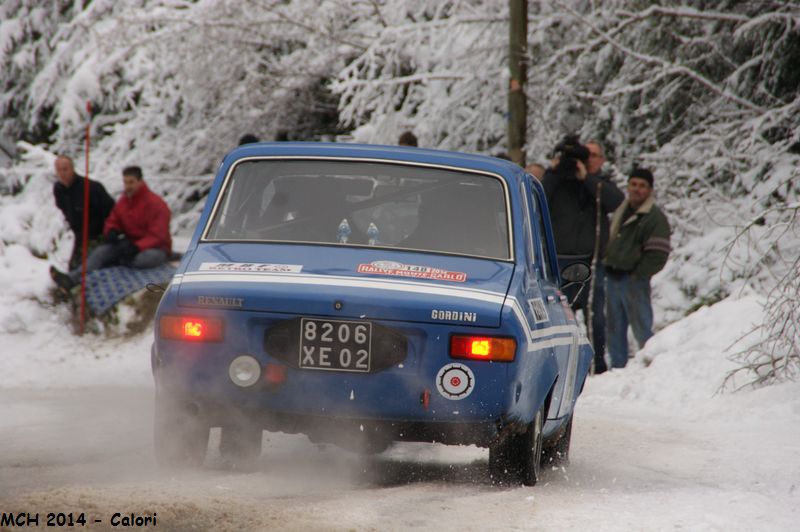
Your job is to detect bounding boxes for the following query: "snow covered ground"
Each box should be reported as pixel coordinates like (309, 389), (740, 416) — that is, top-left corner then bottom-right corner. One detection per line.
(1, 245), (799, 530)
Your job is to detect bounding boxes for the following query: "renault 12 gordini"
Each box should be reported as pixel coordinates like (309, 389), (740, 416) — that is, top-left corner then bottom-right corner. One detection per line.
(152, 142), (592, 485)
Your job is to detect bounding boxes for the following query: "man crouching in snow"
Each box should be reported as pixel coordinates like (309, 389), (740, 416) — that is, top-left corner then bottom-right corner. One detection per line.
(50, 165), (172, 291)
(603, 168), (671, 369)
(52, 154), (116, 271)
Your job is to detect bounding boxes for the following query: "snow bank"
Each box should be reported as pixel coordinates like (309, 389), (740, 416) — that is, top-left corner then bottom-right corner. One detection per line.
(0, 301), (153, 390)
(584, 291), (800, 421)
(0, 243), (152, 390)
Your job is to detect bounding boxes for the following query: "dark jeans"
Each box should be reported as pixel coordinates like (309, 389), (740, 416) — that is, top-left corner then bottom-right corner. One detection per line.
(68, 238), (101, 271)
(606, 272), (654, 368)
(67, 242), (167, 283)
(559, 257), (607, 373)
(586, 263), (608, 372)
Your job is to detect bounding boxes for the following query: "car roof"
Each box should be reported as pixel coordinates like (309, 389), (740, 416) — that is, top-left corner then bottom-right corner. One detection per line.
(223, 142), (524, 184)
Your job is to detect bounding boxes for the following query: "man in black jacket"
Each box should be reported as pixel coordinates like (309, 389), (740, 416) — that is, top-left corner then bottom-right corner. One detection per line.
(52, 155), (115, 271)
(542, 138), (624, 374)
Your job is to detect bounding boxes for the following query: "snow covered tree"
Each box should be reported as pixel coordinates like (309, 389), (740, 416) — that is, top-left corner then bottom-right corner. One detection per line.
(0, 0), (80, 144)
(333, 0), (509, 151)
(2, 0), (372, 180)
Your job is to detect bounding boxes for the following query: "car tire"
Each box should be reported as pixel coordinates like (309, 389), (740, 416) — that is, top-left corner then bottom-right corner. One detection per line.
(219, 425), (262, 471)
(488, 404), (545, 486)
(517, 405), (545, 486)
(541, 415), (572, 468)
(153, 393), (209, 469)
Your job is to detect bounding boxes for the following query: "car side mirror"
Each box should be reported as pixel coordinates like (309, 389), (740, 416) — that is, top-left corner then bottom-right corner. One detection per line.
(560, 262), (591, 284)
(559, 261), (592, 306)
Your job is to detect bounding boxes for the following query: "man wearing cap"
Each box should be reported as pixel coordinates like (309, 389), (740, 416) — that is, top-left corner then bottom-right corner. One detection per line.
(604, 168), (671, 368)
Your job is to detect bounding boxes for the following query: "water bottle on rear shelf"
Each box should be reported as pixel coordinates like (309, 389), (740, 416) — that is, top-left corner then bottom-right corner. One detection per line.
(337, 218), (351, 244)
(367, 223), (379, 246)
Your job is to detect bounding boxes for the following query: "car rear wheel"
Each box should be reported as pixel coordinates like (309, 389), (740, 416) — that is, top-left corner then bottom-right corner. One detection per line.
(518, 405), (545, 486)
(153, 393), (210, 469)
(488, 404), (545, 486)
(541, 415), (572, 468)
(219, 425), (262, 471)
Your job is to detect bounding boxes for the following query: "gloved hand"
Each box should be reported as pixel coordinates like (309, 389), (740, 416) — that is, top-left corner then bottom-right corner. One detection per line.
(105, 229), (125, 244)
(117, 237), (139, 262)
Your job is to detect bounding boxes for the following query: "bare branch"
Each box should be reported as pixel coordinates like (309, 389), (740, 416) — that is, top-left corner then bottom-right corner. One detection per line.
(617, 5), (750, 24)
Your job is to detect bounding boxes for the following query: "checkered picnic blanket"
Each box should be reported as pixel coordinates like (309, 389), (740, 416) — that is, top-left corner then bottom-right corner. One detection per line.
(83, 264), (176, 315)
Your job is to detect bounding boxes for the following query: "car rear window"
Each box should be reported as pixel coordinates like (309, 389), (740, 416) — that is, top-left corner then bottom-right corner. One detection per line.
(203, 159), (510, 260)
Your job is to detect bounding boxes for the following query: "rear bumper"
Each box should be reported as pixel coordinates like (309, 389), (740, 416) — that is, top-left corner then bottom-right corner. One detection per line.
(175, 395), (503, 447)
(153, 357), (512, 421)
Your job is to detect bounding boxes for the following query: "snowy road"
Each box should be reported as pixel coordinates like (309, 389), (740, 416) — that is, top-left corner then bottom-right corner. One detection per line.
(1, 380), (797, 531)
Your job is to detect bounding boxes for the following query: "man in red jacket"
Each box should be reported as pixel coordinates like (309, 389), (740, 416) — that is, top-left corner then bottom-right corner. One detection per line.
(51, 166), (172, 290)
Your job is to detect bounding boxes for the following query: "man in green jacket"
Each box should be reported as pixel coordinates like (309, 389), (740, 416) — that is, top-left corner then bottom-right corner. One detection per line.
(604, 168), (671, 368)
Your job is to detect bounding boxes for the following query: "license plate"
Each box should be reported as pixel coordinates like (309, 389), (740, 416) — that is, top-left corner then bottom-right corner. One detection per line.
(299, 318), (372, 372)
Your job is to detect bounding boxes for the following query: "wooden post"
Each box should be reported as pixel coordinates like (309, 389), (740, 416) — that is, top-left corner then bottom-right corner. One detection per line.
(508, 0), (527, 166)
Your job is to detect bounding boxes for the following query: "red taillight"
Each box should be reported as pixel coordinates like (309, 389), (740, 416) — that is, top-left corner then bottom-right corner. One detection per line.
(159, 316), (224, 342)
(450, 335), (516, 362)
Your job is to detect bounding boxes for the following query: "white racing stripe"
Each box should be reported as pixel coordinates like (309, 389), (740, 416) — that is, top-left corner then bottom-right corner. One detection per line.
(178, 270), (508, 305)
(505, 297), (591, 351)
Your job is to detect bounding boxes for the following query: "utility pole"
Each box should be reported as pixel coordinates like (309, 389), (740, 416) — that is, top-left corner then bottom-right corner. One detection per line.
(508, 0), (527, 166)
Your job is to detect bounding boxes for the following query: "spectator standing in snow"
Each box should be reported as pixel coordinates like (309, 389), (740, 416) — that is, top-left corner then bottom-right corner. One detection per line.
(542, 137), (624, 374)
(50, 166), (172, 291)
(52, 155), (115, 271)
(604, 168), (671, 369)
(398, 131), (418, 147)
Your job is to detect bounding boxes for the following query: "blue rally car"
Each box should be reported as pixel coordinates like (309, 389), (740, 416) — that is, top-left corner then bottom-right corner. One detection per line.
(152, 142), (592, 485)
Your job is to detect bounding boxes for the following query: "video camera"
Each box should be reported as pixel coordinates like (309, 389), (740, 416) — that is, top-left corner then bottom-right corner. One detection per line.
(552, 135), (590, 180)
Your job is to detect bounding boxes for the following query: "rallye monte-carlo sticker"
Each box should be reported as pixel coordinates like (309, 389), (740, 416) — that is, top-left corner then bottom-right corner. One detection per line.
(436, 363), (475, 400)
(357, 261), (467, 282)
(199, 262), (303, 273)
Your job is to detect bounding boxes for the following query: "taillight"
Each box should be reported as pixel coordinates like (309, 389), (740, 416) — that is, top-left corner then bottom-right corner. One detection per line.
(159, 316), (224, 342)
(450, 335), (516, 362)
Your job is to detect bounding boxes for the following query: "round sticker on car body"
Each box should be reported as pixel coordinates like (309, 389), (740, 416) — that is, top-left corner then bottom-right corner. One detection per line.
(436, 363), (475, 400)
